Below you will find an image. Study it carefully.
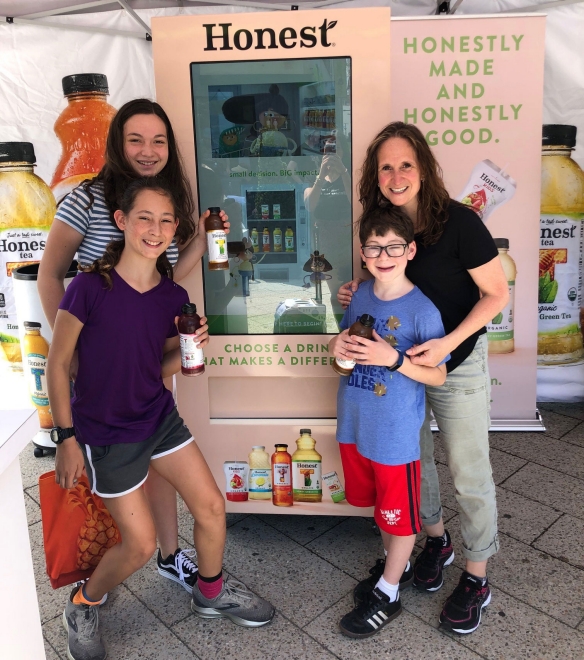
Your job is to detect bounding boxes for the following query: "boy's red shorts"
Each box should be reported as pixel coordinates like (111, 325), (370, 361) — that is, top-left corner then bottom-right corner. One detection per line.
(339, 443), (422, 536)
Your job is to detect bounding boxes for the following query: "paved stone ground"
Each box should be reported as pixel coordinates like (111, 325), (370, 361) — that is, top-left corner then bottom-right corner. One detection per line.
(20, 402), (584, 660)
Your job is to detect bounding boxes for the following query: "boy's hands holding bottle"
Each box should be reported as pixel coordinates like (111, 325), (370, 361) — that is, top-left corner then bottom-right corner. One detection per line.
(55, 437), (85, 490)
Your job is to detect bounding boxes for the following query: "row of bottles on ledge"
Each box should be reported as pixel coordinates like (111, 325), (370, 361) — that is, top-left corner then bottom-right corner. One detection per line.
(302, 108), (336, 130)
(250, 226), (294, 253)
(223, 430), (346, 505)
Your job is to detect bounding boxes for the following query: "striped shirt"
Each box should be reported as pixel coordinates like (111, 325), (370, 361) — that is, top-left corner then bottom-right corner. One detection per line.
(55, 181), (180, 267)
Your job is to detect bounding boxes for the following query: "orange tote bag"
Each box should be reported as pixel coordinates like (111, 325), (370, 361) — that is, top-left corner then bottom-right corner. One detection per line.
(39, 470), (121, 589)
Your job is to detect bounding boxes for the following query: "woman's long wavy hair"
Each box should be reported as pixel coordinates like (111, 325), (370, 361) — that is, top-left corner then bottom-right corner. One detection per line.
(358, 122), (454, 246)
(82, 178), (176, 289)
(81, 98), (196, 245)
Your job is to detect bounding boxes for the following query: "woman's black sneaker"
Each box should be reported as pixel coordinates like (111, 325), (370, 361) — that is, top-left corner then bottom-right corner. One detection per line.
(439, 571), (491, 634)
(340, 587), (402, 638)
(353, 559), (414, 606)
(413, 530), (454, 592)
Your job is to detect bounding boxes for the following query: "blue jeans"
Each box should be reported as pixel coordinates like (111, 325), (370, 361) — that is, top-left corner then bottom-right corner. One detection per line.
(420, 334), (499, 562)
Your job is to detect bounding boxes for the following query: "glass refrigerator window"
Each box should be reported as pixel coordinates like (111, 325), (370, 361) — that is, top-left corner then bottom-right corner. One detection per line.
(191, 57), (352, 335)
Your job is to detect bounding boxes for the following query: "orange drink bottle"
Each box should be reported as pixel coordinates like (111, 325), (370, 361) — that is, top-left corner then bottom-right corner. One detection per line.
(50, 73), (116, 203)
(271, 444), (293, 507)
(22, 322), (53, 428)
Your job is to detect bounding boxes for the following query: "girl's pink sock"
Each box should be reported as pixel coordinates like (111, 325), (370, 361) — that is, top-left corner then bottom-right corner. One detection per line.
(197, 572), (223, 600)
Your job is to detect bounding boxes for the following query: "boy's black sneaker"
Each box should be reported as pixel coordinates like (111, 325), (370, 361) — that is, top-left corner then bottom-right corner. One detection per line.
(413, 529), (454, 592)
(340, 587), (402, 639)
(439, 571), (491, 634)
(353, 558), (414, 606)
(157, 547), (198, 593)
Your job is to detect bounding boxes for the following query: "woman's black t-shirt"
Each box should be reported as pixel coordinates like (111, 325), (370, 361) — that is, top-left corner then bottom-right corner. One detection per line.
(405, 202), (498, 373)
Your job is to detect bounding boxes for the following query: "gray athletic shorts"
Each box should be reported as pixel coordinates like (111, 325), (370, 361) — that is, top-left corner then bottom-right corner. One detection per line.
(79, 407), (194, 498)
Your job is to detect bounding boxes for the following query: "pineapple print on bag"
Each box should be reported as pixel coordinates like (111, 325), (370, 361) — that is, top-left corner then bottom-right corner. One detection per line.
(68, 483), (120, 570)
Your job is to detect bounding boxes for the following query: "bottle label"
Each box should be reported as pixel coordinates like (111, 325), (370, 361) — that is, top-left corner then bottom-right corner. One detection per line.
(292, 460), (322, 495)
(179, 333), (204, 369)
(206, 229), (228, 264)
(538, 214), (583, 341)
(26, 352), (49, 406)
(274, 233), (282, 250)
(285, 236), (294, 251)
(335, 357), (355, 370)
(0, 227), (49, 361)
(487, 281), (515, 341)
(273, 462), (291, 486)
(249, 468), (272, 493)
(251, 234), (259, 249)
(262, 233), (270, 246)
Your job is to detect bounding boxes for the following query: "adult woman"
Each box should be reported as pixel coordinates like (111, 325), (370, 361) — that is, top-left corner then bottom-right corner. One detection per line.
(338, 122), (508, 634)
(38, 98), (228, 594)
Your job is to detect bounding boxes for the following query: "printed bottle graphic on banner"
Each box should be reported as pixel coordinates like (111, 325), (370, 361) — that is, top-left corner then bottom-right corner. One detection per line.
(51, 73), (116, 203)
(0, 142), (56, 370)
(487, 239), (516, 354)
(538, 125), (584, 365)
(457, 159), (517, 221)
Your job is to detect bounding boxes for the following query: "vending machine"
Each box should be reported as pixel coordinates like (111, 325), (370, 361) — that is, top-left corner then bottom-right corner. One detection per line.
(152, 8), (391, 514)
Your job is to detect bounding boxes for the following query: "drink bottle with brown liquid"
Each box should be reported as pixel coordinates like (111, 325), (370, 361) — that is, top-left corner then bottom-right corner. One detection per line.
(271, 444), (293, 507)
(178, 303), (205, 376)
(206, 207), (228, 271)
(332, 314), (375, 376)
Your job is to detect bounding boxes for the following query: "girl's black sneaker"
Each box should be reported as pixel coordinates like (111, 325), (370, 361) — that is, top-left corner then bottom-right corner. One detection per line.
(340, 587), (402, 638)
(413, 529), (454, 591)
(439, 571), (491, 634)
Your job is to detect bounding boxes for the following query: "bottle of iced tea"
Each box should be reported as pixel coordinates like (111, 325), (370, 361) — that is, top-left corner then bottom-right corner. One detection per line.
(292, 429), (322, 502)
(262, 227), (271, 252)
(251, 227), (259, 253)
(271, 444), (293, 507)
(332, 314), (375, 376)
(285, 227), (294, 252)
(273, 227), (282, 252)
(206, 207), (228, 271)
(178, 303), (205, 376)
(248, 445), (272, 500)
(51, 73), (116, 203)
(22, 322), (53, 429)
(487, 238), (516, 354)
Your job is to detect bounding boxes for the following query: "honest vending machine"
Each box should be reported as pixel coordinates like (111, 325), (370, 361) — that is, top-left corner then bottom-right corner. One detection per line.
(152, 9), (391, 514)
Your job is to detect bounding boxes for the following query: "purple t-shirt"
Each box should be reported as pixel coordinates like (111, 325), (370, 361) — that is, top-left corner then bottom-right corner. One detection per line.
(59, 270), (189, 446)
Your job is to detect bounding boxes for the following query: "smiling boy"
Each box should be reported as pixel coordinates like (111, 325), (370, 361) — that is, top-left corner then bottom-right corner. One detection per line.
(329, 206), (449, 638)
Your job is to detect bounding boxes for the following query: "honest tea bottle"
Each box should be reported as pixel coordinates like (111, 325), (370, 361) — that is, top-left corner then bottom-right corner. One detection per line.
(271, 444), (293, 507)
(248, 445), (272, 500)
(292, 429), (322, 502)
(0, 142), (56, 369)
(205, 207), (228, 270)
(178, 304), (205, 376)
(51, 73), (116, 203)
(539, 125), (584, 364)
(332, 314), (375, 376)
(22, 322), (53, 429)
(487, 239), (516, 354)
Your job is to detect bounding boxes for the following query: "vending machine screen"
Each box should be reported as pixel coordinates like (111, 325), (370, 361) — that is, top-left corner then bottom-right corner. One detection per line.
(191, 56), (352, 335)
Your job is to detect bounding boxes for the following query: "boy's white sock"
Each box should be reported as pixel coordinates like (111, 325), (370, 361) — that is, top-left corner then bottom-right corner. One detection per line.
(375, 576), (399, 602)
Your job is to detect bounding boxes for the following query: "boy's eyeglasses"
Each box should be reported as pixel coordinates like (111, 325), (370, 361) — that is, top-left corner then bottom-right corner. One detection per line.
(362, 243), (409, 258)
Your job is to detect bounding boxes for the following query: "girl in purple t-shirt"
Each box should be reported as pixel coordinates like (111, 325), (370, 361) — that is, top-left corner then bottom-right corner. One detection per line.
(47, 179), (274, 660)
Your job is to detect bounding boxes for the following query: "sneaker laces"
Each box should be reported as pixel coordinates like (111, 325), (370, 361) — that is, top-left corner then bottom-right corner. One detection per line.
(447, 577), (483, 610)
(222, 578), (254, 606)
(78, 603), (100, 642)
(419, 536), (445, 568)
(176, 548), (198, 582)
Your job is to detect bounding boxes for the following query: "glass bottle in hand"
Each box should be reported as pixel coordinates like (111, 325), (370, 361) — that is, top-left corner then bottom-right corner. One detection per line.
(206, 207), (228, 271)
(332, 314), (375, 376)
(178, 303), (205, 376)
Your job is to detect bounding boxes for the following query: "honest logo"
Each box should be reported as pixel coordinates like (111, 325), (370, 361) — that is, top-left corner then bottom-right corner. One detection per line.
(203, 19), (337, 51)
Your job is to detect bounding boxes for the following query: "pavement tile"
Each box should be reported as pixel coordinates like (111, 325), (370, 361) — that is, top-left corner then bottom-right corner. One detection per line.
(533, 514), (584, 569)
(404, 567), (584, 660)
(537, 409), (581, 439)
(304, 591), (483, 660)
(495, 486), (562, 544)
(43, 636), (62, 660)
(19, 447), (54, 490)
(560, 423), (584, 448)
(43, 584), (197, 660)
(448, 526), (584, 628)
(500, 462), (584, 521)
(25, 487), (42, 526)
(489, 432), (584, 480)
(173, 611), (336, 660)
(222, 516), (357, 628)
(256, 513), (348, 545)
(123, 552), (194, 628)
(538, 402), (584, 422)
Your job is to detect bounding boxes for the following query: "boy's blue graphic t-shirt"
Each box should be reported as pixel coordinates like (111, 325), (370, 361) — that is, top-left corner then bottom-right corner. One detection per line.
(336, 280), (447, 466)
